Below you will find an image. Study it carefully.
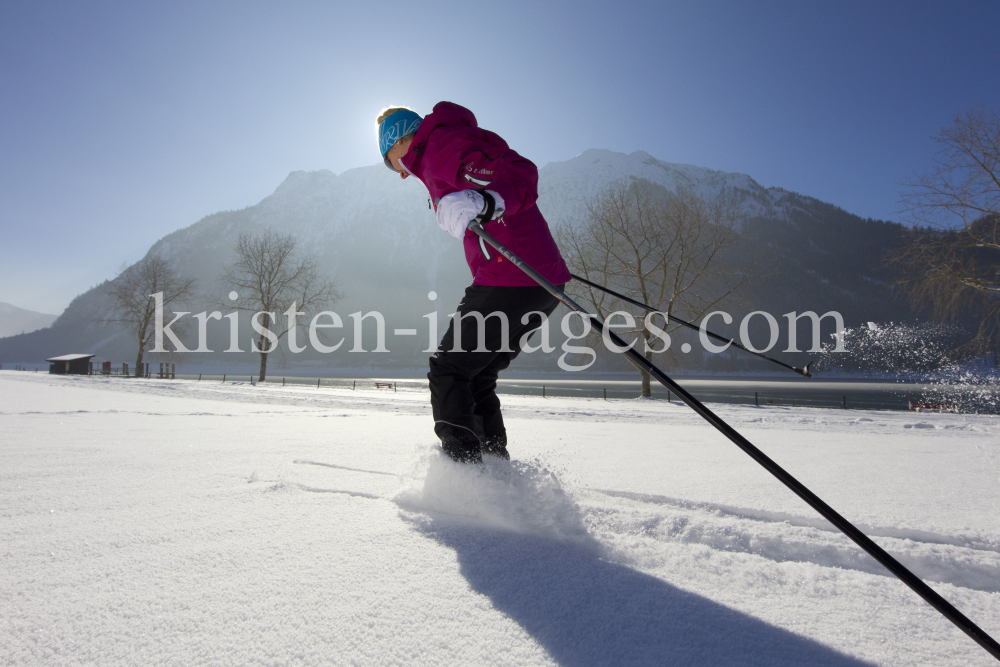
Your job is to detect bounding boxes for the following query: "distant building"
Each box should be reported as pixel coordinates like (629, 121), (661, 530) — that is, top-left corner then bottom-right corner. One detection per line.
(47, 353), (95, 375)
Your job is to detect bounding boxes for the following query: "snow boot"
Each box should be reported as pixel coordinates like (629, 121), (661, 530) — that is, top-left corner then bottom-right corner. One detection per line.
(481, 433), (510, 460)
(441, 432), (483, 464)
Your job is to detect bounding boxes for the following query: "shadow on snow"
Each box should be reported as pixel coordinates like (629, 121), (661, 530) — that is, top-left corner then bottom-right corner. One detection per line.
(411, 519), (874, 667)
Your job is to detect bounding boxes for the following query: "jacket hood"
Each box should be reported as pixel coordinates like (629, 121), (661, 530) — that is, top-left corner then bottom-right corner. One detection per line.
(401, 102), (478, 174)
(411, 102), (478, 145)
(428, 101), (478, 128)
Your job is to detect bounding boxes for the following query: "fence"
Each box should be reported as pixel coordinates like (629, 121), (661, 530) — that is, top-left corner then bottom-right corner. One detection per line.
(43, 368), (991, 414)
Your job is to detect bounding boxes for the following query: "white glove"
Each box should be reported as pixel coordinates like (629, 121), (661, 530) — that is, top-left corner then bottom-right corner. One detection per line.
(435, 189), (505, 239)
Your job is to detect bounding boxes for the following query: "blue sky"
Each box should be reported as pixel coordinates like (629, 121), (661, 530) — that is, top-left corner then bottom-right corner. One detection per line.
(2, 1), (998, 314)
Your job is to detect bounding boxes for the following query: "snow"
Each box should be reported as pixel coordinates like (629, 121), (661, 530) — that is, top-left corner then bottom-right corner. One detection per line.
(1, 371), (998, 666)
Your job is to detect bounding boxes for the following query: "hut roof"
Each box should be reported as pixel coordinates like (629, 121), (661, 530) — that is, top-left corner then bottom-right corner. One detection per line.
(45, 353), (96, 362)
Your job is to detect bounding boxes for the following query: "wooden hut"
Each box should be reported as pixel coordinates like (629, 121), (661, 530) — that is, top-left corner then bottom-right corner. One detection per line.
(46, 353), (95, 375)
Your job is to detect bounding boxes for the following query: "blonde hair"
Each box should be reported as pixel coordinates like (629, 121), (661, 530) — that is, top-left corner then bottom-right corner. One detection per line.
(377, 106), (413, 126)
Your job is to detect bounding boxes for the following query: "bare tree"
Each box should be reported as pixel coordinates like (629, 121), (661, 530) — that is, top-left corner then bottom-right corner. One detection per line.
(557, 179), (763, 396)
(220, 229), (341, 381)
(891, 107), (1000, 360)
(106, 255), (196, 376)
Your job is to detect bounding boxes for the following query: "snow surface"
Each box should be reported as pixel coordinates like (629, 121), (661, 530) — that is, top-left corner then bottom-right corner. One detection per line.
(1, 371), (998, 666)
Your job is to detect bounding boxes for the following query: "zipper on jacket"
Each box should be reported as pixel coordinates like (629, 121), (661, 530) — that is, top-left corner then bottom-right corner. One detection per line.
(463, 173), (492, 187)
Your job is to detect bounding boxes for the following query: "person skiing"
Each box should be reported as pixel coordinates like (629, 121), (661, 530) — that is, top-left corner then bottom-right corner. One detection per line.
(377, 102), (571, 464)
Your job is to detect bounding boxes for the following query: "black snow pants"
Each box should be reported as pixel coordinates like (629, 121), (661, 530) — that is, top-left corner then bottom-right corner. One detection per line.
(429, 284), (562, 463)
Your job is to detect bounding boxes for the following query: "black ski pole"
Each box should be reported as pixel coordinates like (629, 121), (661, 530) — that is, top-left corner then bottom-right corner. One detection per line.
(570, 272), (812, 377)
(468, 221), (1000, 661)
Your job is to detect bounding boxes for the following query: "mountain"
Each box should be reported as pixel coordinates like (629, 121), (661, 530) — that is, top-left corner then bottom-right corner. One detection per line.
(0, 302), (58, 338)
(540, 150), (914, 373)
(0, 149), (914, 372)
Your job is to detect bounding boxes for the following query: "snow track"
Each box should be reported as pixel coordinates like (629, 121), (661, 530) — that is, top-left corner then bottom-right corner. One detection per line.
(582, 489), (1000, 594)
(281, 456), (1000, 594)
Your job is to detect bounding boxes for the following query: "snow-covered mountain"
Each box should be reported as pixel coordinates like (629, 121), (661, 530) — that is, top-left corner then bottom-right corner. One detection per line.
(0, 302), (57, 338)
(539, 149), (767, 225)
(0, 149), (912, 369)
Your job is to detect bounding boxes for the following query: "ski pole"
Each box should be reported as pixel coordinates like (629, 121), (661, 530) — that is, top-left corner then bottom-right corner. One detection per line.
(468, 222), (1000, 661)
(570, 272), (812, 377)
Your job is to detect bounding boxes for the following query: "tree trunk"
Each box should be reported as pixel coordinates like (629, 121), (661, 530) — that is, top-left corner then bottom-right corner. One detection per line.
(640, 330), (652, 397)
(258, 333), (268, 382)
(135, 325), (146, 377)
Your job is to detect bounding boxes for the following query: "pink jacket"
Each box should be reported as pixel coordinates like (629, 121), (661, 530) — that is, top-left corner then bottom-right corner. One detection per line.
(400, 102), (571, 287)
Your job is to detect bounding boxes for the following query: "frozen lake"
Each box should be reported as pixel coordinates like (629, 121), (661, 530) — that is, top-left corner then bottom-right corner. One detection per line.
(174, 373), (970, 412)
